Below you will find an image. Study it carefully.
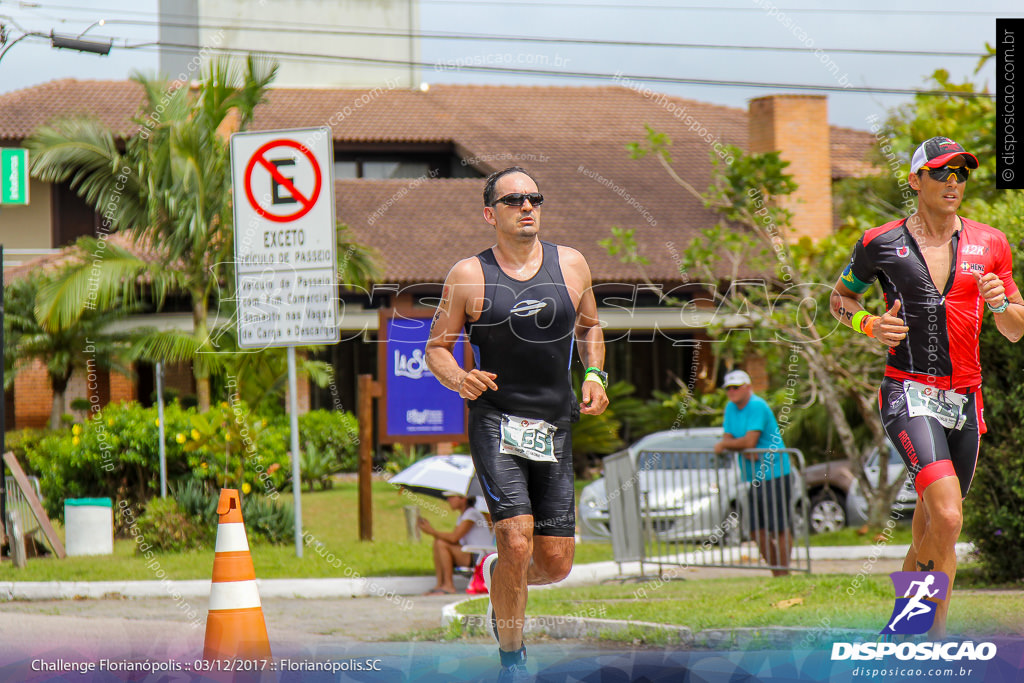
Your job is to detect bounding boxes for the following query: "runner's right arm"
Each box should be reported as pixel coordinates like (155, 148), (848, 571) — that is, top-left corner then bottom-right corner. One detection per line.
(425, 259), (498, 399)
(831, 242), (908, 348)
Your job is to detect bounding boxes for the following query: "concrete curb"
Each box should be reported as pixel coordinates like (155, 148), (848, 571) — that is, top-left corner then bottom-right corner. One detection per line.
(0, 543), (975, 601)
(0, 576), (446, 601)
(441, 597), (877, 648)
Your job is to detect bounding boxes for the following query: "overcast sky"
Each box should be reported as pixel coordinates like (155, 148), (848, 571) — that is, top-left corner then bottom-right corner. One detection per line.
(0, 0), (1016, 130)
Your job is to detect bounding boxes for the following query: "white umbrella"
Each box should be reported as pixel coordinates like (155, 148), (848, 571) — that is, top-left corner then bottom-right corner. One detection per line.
(388, 454), (484, 499)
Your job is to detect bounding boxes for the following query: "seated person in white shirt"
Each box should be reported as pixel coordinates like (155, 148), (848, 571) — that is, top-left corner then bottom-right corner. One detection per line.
(418, 492), (494, 595)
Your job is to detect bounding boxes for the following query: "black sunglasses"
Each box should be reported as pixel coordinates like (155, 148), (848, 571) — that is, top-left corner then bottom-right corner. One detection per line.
(491, 192), (544, 207)
(923, 164), (970, 183)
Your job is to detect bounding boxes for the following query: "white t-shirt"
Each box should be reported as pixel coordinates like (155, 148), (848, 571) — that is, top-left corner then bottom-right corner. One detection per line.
(457, 507), (493, 549)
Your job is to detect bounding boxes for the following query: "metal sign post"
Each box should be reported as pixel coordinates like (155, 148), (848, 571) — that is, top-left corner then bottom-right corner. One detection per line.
(1, 243), (6, 550)
(287, 347), (303, 556)
(156, 362), (167, 498)
(230, 128), (338, 557)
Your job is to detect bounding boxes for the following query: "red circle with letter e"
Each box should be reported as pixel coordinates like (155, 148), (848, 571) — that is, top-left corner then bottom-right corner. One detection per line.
(244, 139), (322, 223)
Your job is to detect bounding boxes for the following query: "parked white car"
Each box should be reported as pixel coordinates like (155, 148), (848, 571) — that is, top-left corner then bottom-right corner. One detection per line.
(579, 427), (805, 545)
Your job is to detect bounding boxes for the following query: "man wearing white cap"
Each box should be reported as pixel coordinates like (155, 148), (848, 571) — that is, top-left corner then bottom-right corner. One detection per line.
(714, 369), (792, 576)
(830, 136), (1024, 637)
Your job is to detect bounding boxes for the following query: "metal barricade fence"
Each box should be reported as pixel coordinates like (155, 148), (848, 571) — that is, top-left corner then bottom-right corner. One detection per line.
(608, 448), (811, 576)
(4, 475), (45, 543)
(604, 448), (644, 563)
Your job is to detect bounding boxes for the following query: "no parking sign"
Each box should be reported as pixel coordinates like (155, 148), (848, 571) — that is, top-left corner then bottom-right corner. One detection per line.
(230, 128), (338, 348)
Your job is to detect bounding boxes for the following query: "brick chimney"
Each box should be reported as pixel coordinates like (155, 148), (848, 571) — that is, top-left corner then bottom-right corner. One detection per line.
(748, 95), (832, 242)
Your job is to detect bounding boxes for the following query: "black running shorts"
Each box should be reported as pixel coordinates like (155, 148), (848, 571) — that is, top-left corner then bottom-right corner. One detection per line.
(468, 409), (576, 537)
(878, 377), (983, 499)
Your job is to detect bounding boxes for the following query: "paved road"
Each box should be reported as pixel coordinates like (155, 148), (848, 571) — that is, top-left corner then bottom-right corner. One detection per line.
(0, 594), (638, 681)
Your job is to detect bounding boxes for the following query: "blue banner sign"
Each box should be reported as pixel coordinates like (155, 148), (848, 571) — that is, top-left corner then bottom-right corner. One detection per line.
(383, 315), (466, 440)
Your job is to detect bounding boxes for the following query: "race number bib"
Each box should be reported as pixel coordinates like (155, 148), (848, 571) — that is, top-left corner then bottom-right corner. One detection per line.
(499, 414), (558, 462)
(903, 380), (968, 431)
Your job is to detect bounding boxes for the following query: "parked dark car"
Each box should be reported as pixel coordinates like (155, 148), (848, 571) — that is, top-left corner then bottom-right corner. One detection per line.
(802, 443), (914, 534)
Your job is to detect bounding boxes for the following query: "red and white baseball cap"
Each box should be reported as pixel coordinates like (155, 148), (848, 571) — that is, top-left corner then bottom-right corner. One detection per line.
(910, 136), (980, 174)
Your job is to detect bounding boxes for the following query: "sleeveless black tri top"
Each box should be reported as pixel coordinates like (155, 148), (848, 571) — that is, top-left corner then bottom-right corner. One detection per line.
(465, 241), (577, 423)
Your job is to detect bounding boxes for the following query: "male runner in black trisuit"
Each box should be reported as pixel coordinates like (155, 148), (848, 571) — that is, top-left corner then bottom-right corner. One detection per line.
(830, 137), (1024, 637)
(426, 167), (608, 680)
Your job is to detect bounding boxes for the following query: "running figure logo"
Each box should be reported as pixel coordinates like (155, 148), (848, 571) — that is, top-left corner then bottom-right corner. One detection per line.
(881, 572), (949, 635)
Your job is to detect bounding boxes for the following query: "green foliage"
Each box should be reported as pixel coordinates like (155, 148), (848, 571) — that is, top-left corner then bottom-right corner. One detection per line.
(181, 399), (289, 492)
(133, 479), (293, 549)
(963, 194), (1024, 583)
(383, 443), (427, 475)
(18, 402), (296, 522)
(133, 496), (211, 552)
(835, 69), (998, 234)
(298, 409), (361, 472)
(300, 442), (340, 491)
(240, 492), (296, 545)
(3, 272), (135, 429)
(597, 227), (649, 266)
(610, 381), (726, 444)
(171, 479), (218, 522)
(23, 402), (196, 522)
(4, 428), (47, 463)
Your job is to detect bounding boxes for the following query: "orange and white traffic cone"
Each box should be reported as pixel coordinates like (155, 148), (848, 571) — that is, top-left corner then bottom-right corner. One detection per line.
(203, 488), (271, 660)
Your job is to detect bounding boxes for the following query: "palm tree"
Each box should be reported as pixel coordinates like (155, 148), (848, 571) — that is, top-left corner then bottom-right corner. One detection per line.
(26, 57), (278, 411)
(4, 273), (134, 430)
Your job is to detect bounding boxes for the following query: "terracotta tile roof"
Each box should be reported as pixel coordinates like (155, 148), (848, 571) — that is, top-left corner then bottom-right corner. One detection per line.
(830, 125), (878, 178)
(2, 79), (879, 283)
(0, 79), (146, 141)
(4, 232), (163, 283)
(309, 85), (750, 283)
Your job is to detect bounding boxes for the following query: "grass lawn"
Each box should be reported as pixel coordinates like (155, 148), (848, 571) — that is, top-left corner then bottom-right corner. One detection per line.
(803, 524), (914, 547)
(0, 480), (614, 581)
(456, 574), (1024, 638)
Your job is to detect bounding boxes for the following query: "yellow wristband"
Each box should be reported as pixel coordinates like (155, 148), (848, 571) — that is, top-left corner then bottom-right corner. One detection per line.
(851, 310), (870, 334)
(584, 372), (606, 388)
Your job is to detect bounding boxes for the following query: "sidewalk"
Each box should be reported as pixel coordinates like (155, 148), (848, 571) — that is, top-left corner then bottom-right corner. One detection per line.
(0, 543), (974, 601)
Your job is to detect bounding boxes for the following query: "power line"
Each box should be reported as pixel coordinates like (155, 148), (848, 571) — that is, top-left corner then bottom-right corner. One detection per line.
(84, 18), (986, 59)
(16, 0), (1014, 17)
(420, 0), (1016, 13)
(6, 7), (990, 60)
(137, 40), (995, 99)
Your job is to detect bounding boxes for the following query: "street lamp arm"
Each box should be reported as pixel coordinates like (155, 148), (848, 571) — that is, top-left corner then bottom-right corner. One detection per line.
(49, 31), (112, 55)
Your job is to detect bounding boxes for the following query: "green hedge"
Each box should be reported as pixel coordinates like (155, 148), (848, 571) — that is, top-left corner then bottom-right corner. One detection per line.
(963, 316), (1024, 584)
(15, 402), (358, 526)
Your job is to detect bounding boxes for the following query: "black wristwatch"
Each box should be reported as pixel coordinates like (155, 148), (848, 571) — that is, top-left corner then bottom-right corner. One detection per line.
(584, 366), (608, 388)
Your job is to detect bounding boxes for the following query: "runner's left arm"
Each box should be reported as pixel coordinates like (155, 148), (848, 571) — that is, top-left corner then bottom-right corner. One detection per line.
(976, 235), (1024, 342)
(565, 249), (608, 416)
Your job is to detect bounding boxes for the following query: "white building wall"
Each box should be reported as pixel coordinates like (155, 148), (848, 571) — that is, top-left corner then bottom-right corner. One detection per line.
(160, 0), (419, 88)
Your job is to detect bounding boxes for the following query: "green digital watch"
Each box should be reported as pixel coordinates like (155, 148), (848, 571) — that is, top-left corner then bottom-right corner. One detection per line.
(584, 366), (608, 388)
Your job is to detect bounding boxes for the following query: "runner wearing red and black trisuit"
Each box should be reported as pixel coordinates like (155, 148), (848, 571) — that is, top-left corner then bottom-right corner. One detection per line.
(842, 216), (1018, 497)
(831, 136), (1024, 639)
